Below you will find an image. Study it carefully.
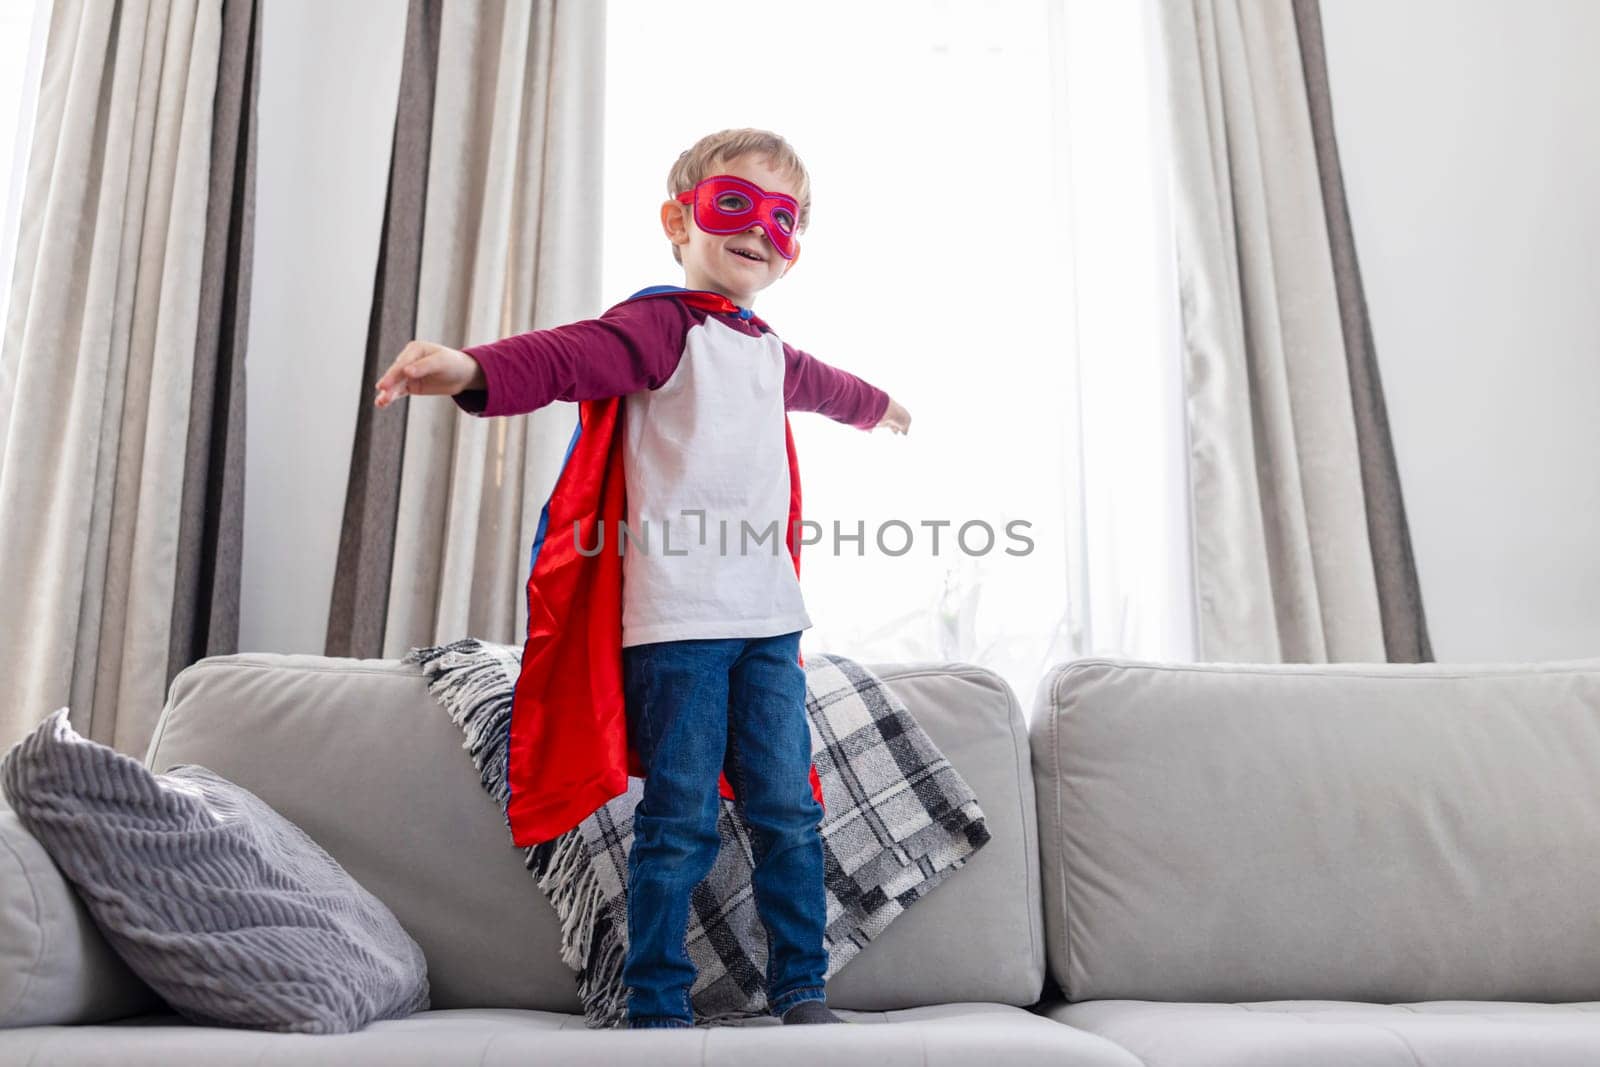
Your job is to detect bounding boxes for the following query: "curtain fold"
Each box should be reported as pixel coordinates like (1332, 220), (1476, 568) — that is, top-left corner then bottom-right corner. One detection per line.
(329, 0), (606, 658)
(169, 0), (258, 687)
(0, 0), (258, 755)
(1155, 0), (1433, 663)
(326, 0), (443, 658)
(1290, 0), (1434, 663)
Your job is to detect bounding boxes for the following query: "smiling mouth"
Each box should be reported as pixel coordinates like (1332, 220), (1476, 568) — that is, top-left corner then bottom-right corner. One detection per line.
(728, 248), (764, 263)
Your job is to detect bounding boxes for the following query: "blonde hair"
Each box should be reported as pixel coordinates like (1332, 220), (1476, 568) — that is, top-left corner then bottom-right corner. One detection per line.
(666, 128), (812, 266)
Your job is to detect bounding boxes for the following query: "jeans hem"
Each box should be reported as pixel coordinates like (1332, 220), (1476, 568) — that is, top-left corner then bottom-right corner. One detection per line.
(770, 986), (827, 1016)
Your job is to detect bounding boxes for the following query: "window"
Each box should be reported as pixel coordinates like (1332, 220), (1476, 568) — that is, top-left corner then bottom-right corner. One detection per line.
(603, 0), (1186, 711)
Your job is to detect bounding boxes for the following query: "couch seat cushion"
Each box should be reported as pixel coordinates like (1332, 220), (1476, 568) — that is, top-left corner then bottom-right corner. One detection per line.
(1038, 997), (1600, 1066)
(0, 1002), (1141, 1066)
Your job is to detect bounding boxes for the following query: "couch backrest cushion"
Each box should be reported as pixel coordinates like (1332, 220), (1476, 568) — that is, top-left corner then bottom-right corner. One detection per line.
(6, 710), (430, 1033)
(1031, 657), (1600, 1003)
(828, 662), (1046, 1009)
(149, 654), (578, 1012)
(148, 653), (1045, 1012)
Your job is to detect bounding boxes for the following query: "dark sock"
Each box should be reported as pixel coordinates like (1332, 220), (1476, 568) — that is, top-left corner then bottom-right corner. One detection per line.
(781, 999), (843, 1024)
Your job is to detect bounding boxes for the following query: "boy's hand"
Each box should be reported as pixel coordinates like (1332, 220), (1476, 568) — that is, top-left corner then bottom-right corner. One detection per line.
(873, 398), (911, 435)
(373, 341), (484, 408)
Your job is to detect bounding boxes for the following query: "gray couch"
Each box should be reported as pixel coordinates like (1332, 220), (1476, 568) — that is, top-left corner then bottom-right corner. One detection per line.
(4, 651), (1599, 1065)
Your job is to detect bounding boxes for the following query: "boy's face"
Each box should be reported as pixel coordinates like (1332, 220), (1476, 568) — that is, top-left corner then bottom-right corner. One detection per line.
(662, 153), (803, 308)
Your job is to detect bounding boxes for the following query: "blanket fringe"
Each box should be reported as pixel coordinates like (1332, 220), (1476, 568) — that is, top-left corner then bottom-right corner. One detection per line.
(575, 917), (629, 1028)
(535, 831), (598, 969)
(404, 640), (513, 808)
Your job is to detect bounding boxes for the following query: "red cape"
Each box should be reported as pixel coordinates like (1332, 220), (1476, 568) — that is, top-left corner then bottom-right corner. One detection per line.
(503, 288), (824, 847)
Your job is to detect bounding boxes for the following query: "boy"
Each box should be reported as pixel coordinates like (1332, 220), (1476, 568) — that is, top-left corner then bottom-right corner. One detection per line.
(373, 129), (910, 1029)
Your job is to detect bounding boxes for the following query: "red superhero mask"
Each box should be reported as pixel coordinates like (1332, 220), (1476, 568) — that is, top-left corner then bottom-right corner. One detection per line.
(675, 174), (800, 260)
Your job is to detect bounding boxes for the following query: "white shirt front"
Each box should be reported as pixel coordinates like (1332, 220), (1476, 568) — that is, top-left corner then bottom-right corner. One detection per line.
(619, 314), (811, 647)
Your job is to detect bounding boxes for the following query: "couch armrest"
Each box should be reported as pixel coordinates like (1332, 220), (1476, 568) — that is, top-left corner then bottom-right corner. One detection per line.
(0, 806), (164, 1027)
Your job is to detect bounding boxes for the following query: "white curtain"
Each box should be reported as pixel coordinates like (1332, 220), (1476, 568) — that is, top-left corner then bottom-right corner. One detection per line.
(0, 0), (224, 751)
(0, 0), (51, 345)
(1057, 0), (1197, 666)
(1155, 0), (1407, 663)
(597, 0), (1195, 711)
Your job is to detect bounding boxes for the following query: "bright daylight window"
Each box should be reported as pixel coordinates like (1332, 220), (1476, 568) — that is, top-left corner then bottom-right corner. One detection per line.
(602, 0), (1080, 711)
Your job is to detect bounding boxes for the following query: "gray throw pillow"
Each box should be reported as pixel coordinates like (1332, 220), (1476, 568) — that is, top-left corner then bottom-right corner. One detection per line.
(0, 707), (430, 1034)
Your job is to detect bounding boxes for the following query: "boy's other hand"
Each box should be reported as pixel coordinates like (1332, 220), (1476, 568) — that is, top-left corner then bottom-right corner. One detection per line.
(373, 340), (483, 408)
(873, 398), (911, 435)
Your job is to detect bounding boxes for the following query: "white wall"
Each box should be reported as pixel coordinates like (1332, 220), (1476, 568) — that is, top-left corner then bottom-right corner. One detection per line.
(242, 0), (405, 654)
(1320, 0), (1600, 662)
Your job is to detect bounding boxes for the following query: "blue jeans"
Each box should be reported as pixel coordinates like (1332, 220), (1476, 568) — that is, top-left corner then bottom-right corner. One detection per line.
(621, 630), (828, 1029)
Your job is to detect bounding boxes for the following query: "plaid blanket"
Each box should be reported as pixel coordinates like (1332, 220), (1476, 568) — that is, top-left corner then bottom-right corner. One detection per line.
(403, 639), (989, 1028)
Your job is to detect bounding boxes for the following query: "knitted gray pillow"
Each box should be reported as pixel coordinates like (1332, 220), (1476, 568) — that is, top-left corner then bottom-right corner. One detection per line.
(0, 707), (430, 1034)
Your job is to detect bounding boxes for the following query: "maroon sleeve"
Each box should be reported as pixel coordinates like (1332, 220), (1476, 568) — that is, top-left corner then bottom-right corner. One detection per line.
(782, 341), (891, 430)
(452, 297), (693, 418)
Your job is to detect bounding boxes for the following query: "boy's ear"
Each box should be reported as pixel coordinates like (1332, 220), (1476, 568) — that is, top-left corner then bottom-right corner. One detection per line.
(782, 241), (802, 276)
(660, 200), (690, 249)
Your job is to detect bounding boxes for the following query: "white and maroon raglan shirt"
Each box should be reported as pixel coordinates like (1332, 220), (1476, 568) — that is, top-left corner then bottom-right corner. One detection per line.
(452, 287), (890, 648)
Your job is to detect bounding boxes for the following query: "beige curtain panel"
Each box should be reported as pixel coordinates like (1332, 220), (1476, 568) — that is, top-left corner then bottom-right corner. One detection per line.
(0, 0), (259, 755)
(1155, 0), (1433, 664)
(328, 0), (607, 660)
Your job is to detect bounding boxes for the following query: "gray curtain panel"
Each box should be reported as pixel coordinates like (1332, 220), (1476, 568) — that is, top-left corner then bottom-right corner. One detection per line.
(0, 0), (256, 754)
(1291, 0), (1432, 664)
(329, 0), (607, 659)
(327, 0), (444, 658)
(1154, 0), (1433, 663)
(169, 0), (260, 687)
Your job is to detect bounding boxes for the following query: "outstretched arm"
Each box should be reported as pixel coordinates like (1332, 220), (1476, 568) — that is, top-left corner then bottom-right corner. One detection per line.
(782, 341), (893, 430)
(453, 298), (693, 418)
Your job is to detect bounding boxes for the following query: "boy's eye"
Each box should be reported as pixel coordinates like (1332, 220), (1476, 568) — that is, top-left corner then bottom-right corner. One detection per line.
(773, 208), (796, 233)
(715, 193), (752, 213)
